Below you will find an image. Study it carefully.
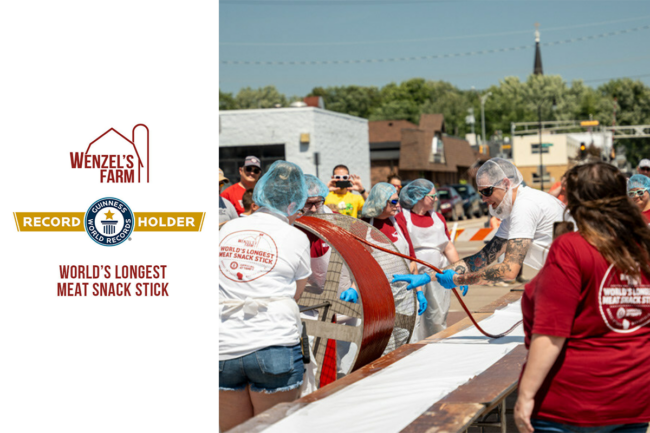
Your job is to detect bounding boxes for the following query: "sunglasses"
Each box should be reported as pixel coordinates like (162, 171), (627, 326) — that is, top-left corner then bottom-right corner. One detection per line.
(628, 189), (648, 198)
(387, 199), (399, 205)
(244, 166), (261, 175)
(333, 174), (349, 181)
(303, 199), (325, 210)
(478, 186), (496, 197)
(640, 167), (650, 171)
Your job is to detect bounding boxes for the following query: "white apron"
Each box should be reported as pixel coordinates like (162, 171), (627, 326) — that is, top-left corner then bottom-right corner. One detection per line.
(337, 216), (412, 374)
(402, 209), (452, 342)
(220, 296), (317, 397)
(372, 217), (413, 354)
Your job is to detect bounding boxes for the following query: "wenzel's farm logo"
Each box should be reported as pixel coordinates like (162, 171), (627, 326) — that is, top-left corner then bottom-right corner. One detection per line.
(13, 197), (205, 247)
(599, 264), (650, 333)
(70, 124), (149, 183)
(220, 230), (278, 282)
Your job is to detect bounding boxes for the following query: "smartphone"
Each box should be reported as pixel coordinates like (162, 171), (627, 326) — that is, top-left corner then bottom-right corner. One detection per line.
(335, 180), (352, 188)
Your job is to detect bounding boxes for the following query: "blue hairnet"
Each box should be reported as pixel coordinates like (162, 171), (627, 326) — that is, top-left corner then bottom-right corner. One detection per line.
(628, 174), (650, 191)
(399, 179), (434, 210)
(305, 174), (329, 199)
(252, 160), (308, 217)
(361, 182), (397, 218)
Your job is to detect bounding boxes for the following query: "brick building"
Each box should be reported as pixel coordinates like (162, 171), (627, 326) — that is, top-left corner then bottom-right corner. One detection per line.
(369, 114), (487, 186)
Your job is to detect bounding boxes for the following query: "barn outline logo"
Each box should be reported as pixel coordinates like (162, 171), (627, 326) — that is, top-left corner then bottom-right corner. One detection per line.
(219, 230), (279, 283)
(599, 264), (650, 333)
(70, 124), (150, 183)
(85, 197), (134, 247)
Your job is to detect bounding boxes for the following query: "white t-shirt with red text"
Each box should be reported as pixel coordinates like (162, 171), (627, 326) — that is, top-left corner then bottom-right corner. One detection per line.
(219, 209), (312, 360)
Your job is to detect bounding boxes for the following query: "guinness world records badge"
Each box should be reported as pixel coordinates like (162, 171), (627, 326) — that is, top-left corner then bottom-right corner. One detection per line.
(85, 197), (134, 246)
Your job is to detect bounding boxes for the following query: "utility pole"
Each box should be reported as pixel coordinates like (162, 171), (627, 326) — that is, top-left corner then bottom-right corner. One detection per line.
(538, 104), (544, 192)
(480, 92), (492, 146)
(537, 97), (557, 192)
(465, 107), (476, 147)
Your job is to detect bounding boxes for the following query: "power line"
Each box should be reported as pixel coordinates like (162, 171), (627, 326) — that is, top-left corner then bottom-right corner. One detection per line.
(583, 73), (650, 83)
(221, 15), (650, 46)
(220, 54), (650, 85)
(221, 24), (650, 66)
(222, 0), (650, 4)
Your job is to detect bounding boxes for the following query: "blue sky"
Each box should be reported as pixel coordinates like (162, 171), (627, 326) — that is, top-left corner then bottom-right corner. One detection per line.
(220, 0), (650, 97)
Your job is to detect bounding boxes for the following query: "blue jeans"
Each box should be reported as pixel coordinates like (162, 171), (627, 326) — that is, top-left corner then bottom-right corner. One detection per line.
(532, 418), (649, 433)
(219, 344), (304, 394)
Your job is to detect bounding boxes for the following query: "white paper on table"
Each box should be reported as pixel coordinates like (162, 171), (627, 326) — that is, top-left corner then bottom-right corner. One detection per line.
(266, 342), (520, 433)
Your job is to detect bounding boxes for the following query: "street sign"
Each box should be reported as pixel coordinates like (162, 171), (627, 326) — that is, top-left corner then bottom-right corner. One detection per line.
(580, 120), (600, 127)
(541, 143), (553, 148)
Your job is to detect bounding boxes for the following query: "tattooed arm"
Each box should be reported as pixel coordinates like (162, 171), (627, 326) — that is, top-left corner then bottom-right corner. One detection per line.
(446, 236), (508, 275)
(452, 238), (532, 286)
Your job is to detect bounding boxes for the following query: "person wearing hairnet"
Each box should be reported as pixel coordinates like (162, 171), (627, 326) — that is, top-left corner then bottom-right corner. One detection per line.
(299, 174), (335, 304)
(296, 174), (340, 388)
(628, 174), (650, 223)
(340, 183), (426, 314)
(392, 158), (565, 292)
(393, 179), (461, 339)
(218, 161), (312, 432)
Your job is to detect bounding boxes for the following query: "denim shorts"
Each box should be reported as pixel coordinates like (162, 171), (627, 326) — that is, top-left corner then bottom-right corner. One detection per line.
(219, 344), (304, 394)
(532, 418), (649, 433)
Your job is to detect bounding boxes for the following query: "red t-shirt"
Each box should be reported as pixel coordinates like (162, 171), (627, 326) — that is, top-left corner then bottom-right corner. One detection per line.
(362, 217), (415, 258)
(395, 211), (451, 240)
(220, 183), (247, 215)
(303, 231), (330, 258)
(521, 232), (650, 426)
(643, 209), (650, 223)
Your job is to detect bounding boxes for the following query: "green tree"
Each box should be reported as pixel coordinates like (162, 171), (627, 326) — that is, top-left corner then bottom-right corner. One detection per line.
(309, 85), (381, 119)
(234, 85), (288, 109)
(598, 79), (650, 166)
(219, 90), (236, 111)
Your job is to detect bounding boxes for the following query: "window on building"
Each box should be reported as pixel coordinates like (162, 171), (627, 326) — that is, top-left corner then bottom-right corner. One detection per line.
(430, 134), (445, 164)
(531, 143), (549, 154)
(531, 171), (551, 185)
(219, 144), (285, 185)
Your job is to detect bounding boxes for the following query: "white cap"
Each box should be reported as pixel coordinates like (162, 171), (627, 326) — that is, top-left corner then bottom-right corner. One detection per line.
(639, 159), (650, 168)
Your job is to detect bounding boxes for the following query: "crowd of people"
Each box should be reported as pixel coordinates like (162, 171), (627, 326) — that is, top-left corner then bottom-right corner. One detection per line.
(219, 154), (650, 433)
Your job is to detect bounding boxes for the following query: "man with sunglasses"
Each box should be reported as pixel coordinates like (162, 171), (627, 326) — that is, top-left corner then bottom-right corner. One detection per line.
(393, 158), (566, 292)
(638, 159), (650, 177)
(324, 164), (369, 218)
(220, 156), (263, 215)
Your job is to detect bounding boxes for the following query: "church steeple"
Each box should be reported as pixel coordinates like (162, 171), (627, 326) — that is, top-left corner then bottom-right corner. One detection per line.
(534, 22), (543, 75)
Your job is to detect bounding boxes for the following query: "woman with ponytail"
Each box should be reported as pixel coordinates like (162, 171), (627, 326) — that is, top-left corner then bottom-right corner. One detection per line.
(514, 162), (650, 433)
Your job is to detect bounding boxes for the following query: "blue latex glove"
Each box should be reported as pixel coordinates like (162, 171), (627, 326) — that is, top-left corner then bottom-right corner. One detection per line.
(459, 285), (469, 296)
(435, 270), (458, 289)
(391, 273), (431, 290)
(340, 288), (358, 303)
(416, 291), (427, 316)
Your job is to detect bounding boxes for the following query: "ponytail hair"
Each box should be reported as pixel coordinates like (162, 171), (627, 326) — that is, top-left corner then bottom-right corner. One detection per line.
(565, 162), (650, 278)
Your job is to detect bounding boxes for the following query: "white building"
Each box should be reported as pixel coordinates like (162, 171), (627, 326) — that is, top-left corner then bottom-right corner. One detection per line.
(219, 107), (370, 189)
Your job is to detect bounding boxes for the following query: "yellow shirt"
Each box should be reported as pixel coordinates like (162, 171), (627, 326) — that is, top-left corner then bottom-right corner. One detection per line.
(325, 191), (365, 218)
